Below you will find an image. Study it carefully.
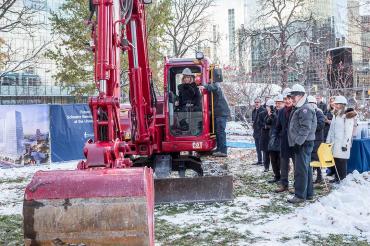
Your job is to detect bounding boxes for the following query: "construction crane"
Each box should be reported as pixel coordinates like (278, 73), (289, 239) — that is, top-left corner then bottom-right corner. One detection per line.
(23, 0), (232, 244)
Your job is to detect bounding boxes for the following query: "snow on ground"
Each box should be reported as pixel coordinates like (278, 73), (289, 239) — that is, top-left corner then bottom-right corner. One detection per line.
(226, 121), (252, 136)
(241, 171), (370, 243)
(156, 169), (370, 244)
(1, 133), (370, 245)
(0, 161), (78, 215)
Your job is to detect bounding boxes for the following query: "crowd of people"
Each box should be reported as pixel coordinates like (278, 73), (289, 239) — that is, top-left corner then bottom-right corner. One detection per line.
(251, 84), (357, 204)
(172, 68), (358, 203)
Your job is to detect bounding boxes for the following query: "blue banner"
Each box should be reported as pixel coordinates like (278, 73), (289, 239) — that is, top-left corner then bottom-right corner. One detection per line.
(50, 104), (93, 162)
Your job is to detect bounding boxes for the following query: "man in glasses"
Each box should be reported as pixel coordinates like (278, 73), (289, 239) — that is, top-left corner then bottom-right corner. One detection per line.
(287, 84), (317, 204)
(252, 98), (265, 165)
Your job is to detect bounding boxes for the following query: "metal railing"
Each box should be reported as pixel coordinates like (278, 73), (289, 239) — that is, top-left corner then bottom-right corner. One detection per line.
(0, 85), (92, 97)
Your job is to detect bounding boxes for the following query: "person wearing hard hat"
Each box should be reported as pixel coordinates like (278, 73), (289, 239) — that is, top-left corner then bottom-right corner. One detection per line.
(287, 84), (317, 204)
(307, 95), (326, 184)
(176, 68), (202, 112)
(266, 96), (283, 183)
(259, 99), (275, 172)
(326, 95), (357, 181)
(274, 88), (295, 193)
(252, 97), (265, 165)
(274, 94), (284, 110)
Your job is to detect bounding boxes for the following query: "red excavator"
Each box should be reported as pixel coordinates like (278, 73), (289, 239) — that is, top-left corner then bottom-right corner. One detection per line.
(23, 0), (232, 245)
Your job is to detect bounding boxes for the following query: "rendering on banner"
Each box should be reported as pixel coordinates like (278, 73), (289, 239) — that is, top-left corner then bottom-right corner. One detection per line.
(0, 105), (50, 167)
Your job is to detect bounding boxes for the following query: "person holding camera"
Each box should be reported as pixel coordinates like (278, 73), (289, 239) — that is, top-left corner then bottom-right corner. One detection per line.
(259, 99), (275, 172)
(266, 96), (283, 183)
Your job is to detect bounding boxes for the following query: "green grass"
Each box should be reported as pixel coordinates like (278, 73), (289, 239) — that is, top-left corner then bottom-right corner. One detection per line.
(298, 231), (370, 246)
(234, 172), (276, 197)
(260, 199), (294, 214)
(155, 218), (255, 245)
(0, 215), (23, 246)
(0, 177), (25, 184)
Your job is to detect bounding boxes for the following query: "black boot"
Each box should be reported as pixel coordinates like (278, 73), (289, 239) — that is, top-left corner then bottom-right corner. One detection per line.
(314, 169), (323, 184)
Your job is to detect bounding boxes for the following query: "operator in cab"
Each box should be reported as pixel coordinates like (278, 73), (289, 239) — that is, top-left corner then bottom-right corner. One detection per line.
(176, 68), (202, 112)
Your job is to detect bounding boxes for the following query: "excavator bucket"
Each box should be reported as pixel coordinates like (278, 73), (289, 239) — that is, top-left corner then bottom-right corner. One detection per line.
(23, 167), (154, 246)
(154, 175), (233, 204)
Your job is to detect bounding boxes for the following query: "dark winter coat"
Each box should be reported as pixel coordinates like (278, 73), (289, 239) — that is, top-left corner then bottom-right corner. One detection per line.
(313, 107), (325, 153)
(258, 110), (269, 152)
(252, 107), (265, 138)
(203, 82), (231, 118)
(177, 82), (202, 111)
(317, 101), (327, 114)
(288, 97), (317, 147)
(324, 107), (334, 140)
(274, 106), (294, 159)
(267, 110), (280, 152)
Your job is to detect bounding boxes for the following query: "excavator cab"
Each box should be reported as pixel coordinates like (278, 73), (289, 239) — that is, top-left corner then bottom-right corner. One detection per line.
(168, 66), (203, 136)
(148, 55), (233, 204)
(163, 56), (216, 153)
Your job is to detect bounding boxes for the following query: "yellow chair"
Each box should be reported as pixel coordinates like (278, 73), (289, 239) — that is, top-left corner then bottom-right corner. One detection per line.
(310, 143), (340, 190)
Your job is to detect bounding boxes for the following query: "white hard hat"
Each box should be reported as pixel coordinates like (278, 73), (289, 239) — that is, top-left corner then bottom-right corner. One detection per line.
(307, 95), (316, 104)
(182, 68), (193, 76)
(266, 99), (275, 107)
(291, 84), (306, 94)
(334, 95), (347, 105)
(274, 94), (284, 102)
(282, 88), (291, 98)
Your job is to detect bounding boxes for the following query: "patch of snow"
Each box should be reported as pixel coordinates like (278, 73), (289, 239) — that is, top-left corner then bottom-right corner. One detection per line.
(158, 196), (270, 226)
(226, 121), (252, 136)
(0, 161), (78, 215)
(241, 171), (370, 242)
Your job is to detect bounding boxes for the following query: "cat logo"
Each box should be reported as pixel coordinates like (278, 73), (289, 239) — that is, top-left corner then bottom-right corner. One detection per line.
(192, 142), (202, 149)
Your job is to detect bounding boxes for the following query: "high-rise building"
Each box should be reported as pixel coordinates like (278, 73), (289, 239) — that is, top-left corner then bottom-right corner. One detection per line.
(228, 9), (236, 65)
(347, 0), (362, 64)
(0, 0), (91, 104)
(356, 15), (370, 88)
(212, 25), (219, 63)
(4, 110), (24, 157)
(361, 15), (370, 66)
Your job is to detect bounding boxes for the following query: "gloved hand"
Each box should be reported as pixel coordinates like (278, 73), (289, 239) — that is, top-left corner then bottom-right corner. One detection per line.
(341, 146), (347, 152)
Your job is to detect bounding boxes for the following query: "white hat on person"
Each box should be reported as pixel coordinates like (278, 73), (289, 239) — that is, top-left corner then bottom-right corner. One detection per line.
(266, 99), (275, 107)
(334, 95), (347, 105)
(307, 95), (316, 104)
(274, 94), (284, 102)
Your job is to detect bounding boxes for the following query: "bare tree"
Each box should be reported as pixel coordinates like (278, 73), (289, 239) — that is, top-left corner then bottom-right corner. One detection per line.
(222, 67), (279, 122)
(327, 58), (354, 92)
(242, 0), (329, 88)
(346, 1), (370, 60)
(0, 0), (49, 76)
(165, 0), (215, 57)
